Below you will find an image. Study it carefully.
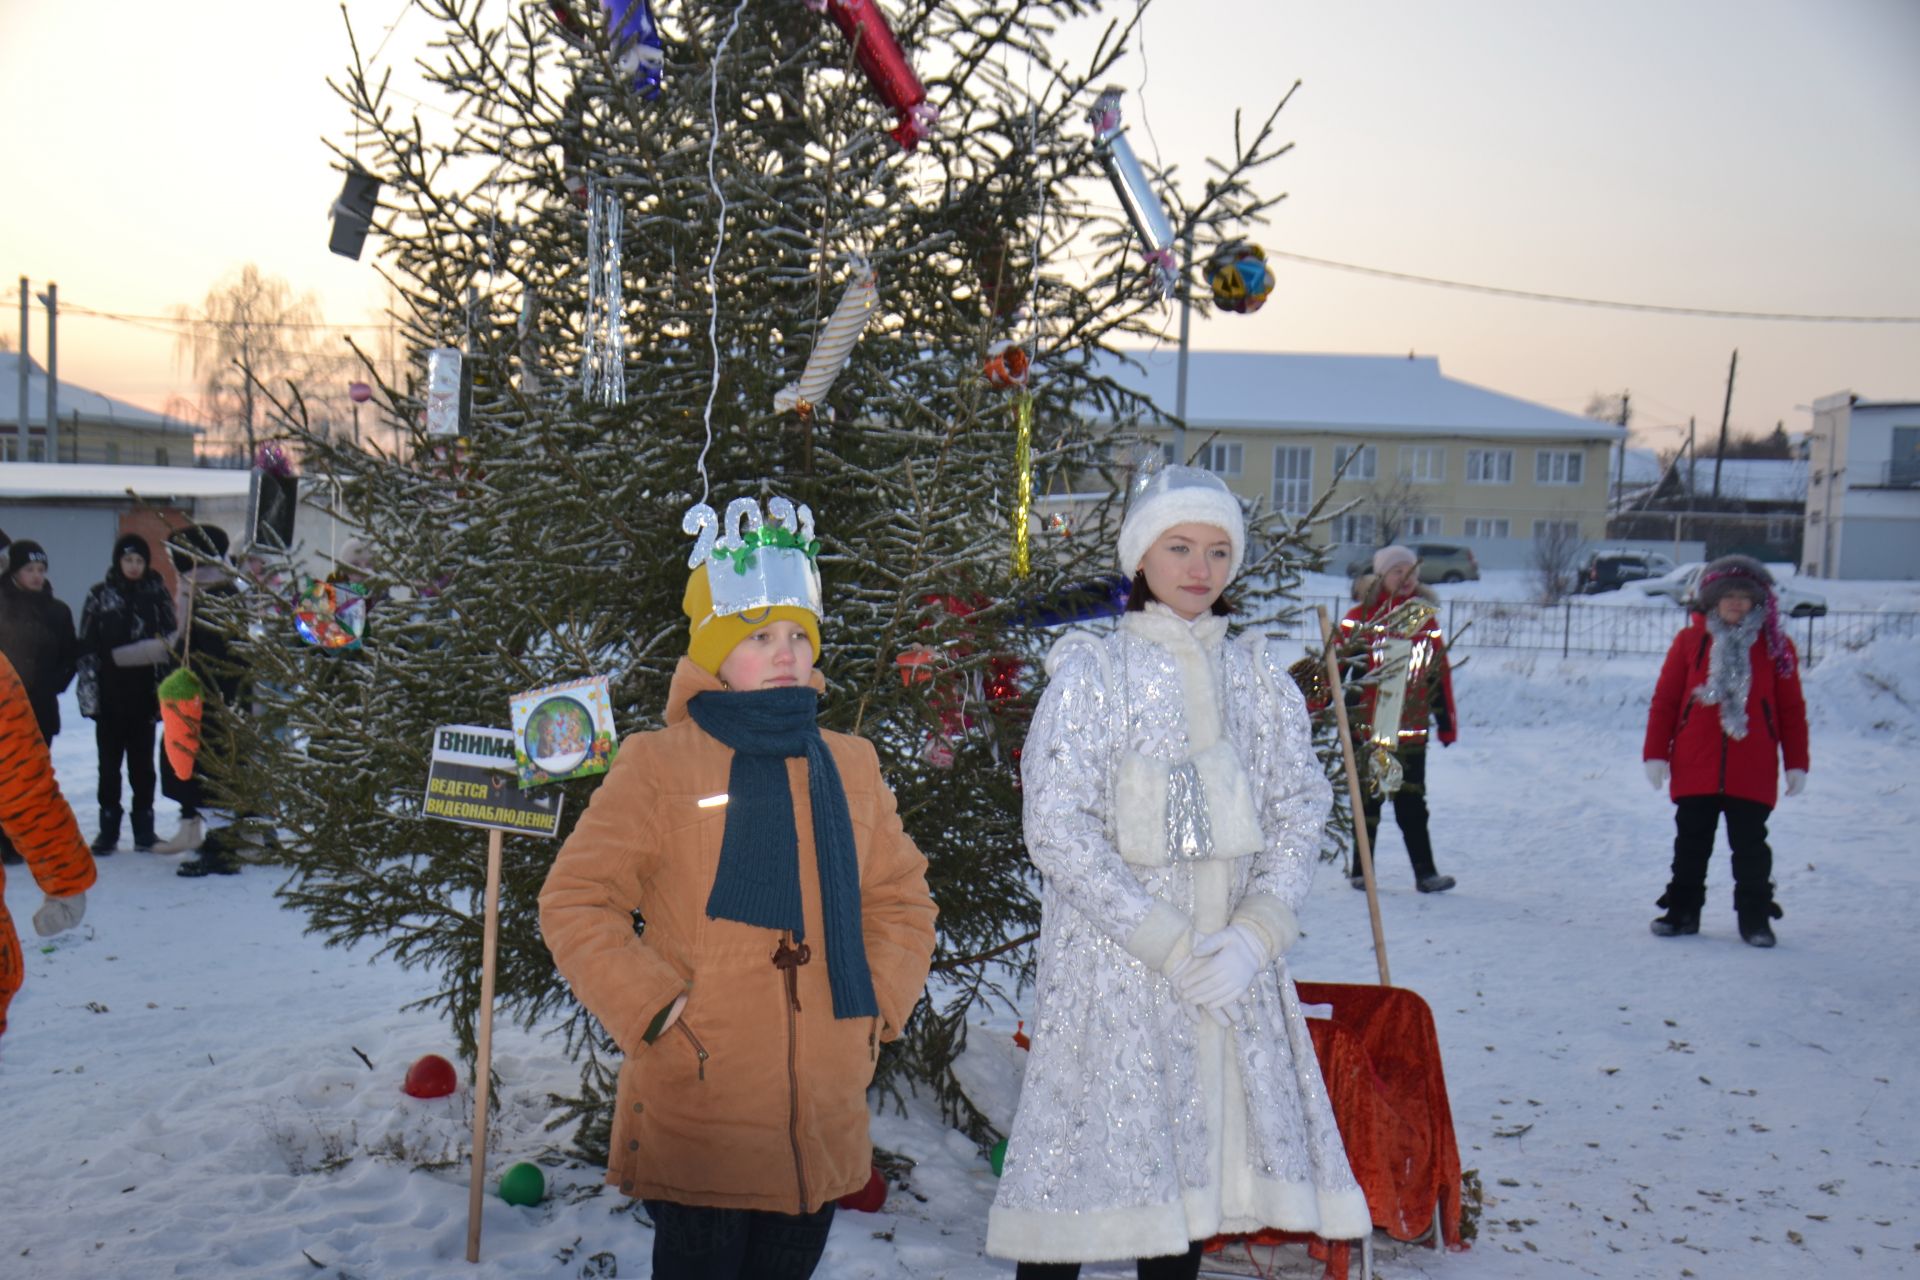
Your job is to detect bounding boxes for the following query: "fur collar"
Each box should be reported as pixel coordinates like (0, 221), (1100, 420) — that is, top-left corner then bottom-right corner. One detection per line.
(1121, 601), (1230, 653)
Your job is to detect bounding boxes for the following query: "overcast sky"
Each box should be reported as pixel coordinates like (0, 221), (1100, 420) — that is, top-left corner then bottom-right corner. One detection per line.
(3, 0), (1916, 453)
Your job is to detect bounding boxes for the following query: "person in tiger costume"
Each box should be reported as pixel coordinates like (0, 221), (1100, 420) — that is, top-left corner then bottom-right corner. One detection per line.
(0, 650), (96, 1042)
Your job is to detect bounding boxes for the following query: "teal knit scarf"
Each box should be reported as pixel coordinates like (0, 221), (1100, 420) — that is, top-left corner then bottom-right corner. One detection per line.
(686, 686), (877, 1019)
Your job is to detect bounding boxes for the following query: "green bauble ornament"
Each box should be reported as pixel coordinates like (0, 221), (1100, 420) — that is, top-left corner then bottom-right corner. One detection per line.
(989, 1139), (1008, 1177)
(498, 1161), (546, 1206)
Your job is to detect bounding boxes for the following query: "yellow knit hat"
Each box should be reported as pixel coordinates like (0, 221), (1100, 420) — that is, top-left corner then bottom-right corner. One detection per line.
(683, 562), (822, 675)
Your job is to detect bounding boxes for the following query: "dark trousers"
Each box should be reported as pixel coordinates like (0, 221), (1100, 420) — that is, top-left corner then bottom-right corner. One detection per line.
(1016, 1241), (1205, 1280)
(1667, 795), (1774, 913)
(94, 705), (156, 814)
(1359, 745), (1439, 881)
(644, 1199), (835, 1280)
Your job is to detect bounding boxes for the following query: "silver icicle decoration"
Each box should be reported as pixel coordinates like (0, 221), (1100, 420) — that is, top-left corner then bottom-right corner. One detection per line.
(581, 178), (628, 404)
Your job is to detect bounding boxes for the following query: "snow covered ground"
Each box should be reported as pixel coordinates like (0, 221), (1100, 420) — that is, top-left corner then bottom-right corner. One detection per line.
(4, 630), (1918, 1278)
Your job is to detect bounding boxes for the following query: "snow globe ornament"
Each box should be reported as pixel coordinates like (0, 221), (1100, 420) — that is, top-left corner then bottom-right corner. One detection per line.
(1208, 241), (1274, 314)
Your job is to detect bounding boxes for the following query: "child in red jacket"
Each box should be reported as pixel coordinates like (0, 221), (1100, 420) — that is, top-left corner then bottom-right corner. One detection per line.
(1642, 556), (1809, 947)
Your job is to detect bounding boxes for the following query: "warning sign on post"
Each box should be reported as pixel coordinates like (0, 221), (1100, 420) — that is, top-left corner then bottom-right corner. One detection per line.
(425, 724), (564, 839)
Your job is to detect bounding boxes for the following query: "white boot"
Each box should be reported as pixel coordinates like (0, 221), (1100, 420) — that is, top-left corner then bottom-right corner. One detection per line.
(151, 816), (205, 856)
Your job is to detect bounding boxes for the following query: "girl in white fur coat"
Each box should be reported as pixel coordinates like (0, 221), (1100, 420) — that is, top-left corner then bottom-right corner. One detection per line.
(986, 465), (1368, 1279)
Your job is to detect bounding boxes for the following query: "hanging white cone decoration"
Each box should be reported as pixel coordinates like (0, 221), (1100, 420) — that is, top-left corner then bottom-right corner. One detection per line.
(581, 178), (627, 405)
(774, 263), (877, 420)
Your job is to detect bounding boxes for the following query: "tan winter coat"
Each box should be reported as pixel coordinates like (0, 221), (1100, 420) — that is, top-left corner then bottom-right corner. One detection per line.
(539, 658), (937, 1214)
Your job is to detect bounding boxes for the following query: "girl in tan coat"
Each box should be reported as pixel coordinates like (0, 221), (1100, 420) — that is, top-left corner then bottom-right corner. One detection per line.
(539, 496), (937, 1280)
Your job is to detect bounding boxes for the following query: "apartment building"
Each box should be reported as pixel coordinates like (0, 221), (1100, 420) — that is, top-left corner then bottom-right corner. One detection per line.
(1097, 351), (1621, 569)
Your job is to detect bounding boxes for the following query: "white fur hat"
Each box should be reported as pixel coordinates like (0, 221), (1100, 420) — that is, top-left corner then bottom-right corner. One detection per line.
(1117, 463), (1246, 576)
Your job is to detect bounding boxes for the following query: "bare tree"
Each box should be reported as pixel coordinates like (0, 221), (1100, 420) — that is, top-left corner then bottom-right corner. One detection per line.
(1362, 471), (1427, 547)
(1531, 518), (1584, 603)
(174, 265), (343, 461)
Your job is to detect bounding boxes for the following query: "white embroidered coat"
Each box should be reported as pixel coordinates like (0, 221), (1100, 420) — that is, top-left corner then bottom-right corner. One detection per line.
(986, 605), (1370, 1264)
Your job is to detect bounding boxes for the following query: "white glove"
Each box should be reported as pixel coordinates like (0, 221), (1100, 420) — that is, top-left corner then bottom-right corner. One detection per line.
(1644, 760), (1669, 790)
(1176, 924), (1266, 1012)
(1784, 769), (1807, 798)
(34, 891), (86, 938)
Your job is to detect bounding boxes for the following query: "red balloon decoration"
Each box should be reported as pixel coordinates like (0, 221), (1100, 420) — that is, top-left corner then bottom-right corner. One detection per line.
(837, 1166), (888, 1213)
(402, 1053), (459, 1099)
(817, 0), (935, 150)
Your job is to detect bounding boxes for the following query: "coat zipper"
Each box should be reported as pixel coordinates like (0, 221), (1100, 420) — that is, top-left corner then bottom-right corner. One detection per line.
(673, 1021), (708, 1081)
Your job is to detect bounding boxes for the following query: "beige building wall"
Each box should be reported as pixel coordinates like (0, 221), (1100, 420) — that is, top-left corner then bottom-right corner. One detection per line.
(1144, 427), (1614, 549)
(4, 418), (198, 465)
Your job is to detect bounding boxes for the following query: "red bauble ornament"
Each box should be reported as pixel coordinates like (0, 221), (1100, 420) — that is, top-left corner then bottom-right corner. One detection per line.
(403, 1053), (459, 1099)
(837, 1166), (888, 1213)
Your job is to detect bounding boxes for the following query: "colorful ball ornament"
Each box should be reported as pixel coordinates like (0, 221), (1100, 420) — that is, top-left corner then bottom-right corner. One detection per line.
(402, 1053), (458, 1099)
(498, 1162), (547, 1206)
(983, 342), (1029, 390)
(1208, 243), (1274, 314)
(836, 1166), (888, 1212)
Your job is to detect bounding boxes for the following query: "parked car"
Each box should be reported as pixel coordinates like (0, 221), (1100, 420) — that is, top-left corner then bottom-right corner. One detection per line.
(1345, 542), (1481, 583)
(1578, 549), (1675, 594)
(1639, 562), (1828, 617)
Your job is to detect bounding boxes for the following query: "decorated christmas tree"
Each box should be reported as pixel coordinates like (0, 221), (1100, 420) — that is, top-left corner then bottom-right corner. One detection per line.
(206, 0), (1315, 1156)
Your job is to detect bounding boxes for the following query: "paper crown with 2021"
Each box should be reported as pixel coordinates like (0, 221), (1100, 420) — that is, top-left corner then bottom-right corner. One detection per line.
(683, 495), (823, 619)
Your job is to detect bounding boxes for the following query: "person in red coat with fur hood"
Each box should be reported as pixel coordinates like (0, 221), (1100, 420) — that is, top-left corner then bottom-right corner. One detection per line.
(1642, 555), (1809, 947)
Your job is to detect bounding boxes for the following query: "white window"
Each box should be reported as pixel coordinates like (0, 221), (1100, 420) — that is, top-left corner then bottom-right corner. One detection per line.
(1272, 446), (1313, 516)
(1532, 520), (1580, 540)
(1466, 449), (1513, 484)
(1197, 441), (1243, 477)
(1333, 444), (1377, 482)
(155, 447), (170, 466)
(1402, 514), (1440, 538)
(1535, 449), (1584, 486)
(106, 441), (121, 464)
(1335, 513), (1377, 546)
(1766, 514), (1797, 544)
(1400, 445), (1445, 484)
(1462, 517), (1510, 538)
(27, 439), (45, 462)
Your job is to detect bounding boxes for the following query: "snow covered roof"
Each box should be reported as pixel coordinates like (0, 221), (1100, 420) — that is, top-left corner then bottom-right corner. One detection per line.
(0, 353), (193, 433)
(0, 461), (251, 501)
(1095, 349), (1621, 441)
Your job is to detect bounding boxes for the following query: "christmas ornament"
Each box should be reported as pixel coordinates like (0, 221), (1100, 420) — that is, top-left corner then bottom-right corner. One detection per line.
(157, 667), (204, 781)
(817, 0), (936, 150)
(1088, 87), (1177, 299)
(1011, 391), (1033, 576)
(425, 348), (472, 437)
(293, 578), (369, 650)
(497, 1162), (546, 1206)
(1012, 1020), (1030, 1050)
(581, 179), (628, 405)
(895, 644), (936, 687)
(328, 169), (382, 261)
(983, 341), (1028, 389)
(602, 0), (664, 98)
(989, 1138), (1008, 1177)
(247, 447), (298, 553)
(348, 381), (373, 403)
(403, 1053), (459, 1099)
(774, 264), (877, 418)
(1208, 242), (1273, 314)
(509, 675), (619, 787)
(836, 1166), (887, 1212)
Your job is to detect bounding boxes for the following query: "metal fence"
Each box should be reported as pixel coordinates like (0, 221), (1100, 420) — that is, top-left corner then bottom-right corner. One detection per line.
(1274, 595), (1920, 667)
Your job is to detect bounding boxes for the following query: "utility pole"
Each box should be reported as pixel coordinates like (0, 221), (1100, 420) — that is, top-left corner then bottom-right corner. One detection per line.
(1612, 391), (1630, 519)
(1172, 225), (1194, 468)
(1711, 348), (1736, 501)
(36, 282), (58, 463)
(15, 277), (26, 462)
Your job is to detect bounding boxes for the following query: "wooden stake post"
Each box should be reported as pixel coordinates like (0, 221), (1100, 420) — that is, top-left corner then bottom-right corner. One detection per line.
(1316, 606), (1392, 986)
(465, 827), (506, 1263)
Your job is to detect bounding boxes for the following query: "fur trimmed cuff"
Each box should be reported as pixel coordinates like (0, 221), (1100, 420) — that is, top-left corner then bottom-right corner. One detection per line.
(1125, 900), (1195, 974)
(1230, 893), (1300, 961)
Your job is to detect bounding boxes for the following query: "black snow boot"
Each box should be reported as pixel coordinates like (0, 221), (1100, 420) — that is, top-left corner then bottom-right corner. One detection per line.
(1650, 886), (1704, 937)
(177, 828), (241, 877)
(1735, 886), (1783, 949)
(130, 808), (158, 852)
(91, 806), (124, 856)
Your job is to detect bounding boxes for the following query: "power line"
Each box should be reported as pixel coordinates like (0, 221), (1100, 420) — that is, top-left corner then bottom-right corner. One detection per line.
(1265, 249), (1920, 324)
